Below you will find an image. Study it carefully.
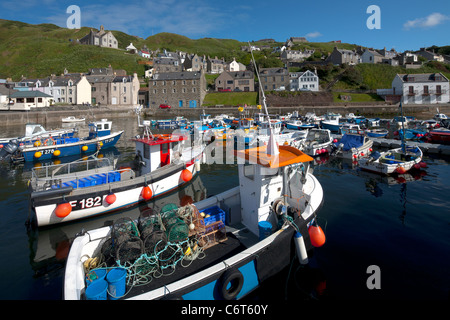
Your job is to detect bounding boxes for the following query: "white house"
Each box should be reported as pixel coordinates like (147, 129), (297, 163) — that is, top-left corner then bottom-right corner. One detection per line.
(8, 91), (53, 110)
(391, 73), (449, 104)
(14, 74), (92, 105)
(289, 70), (319, 92)
(226, 58), (246, 72)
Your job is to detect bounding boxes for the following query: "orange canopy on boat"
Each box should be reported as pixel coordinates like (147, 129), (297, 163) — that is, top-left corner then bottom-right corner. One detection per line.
(236, 145), (313, 168)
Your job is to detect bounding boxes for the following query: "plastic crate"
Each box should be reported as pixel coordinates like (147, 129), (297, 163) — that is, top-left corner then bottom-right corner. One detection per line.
(202, 206), (225, 226)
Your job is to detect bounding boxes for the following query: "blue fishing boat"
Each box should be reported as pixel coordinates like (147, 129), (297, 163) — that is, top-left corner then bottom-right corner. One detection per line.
(365, 128), (389, 138)
(2, 119), (123, 162)
(320, 113), (342, 133)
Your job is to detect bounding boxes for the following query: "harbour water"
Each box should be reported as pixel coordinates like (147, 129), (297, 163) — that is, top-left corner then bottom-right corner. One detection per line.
(0, 115), (448, 300)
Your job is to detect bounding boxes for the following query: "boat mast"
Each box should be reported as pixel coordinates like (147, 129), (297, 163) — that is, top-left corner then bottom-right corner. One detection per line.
(249, 42), (279, 156)
(400, 102), (406, 153)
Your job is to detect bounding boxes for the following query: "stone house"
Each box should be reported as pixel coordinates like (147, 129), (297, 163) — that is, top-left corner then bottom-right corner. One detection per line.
(259, 68), (290, 91)
(361, 49), (384, 64)
(215, 71), (254, 92)
(206, 56), (226, 74)
(79, 25), (119, 49)
(149, 71), (206, 108)
(326, 47), (361, 65)
(86, 67), (140, 106)
(280, 49), (315, 61)
(183, 54), (206, 72)
(153, 51), (182, 73)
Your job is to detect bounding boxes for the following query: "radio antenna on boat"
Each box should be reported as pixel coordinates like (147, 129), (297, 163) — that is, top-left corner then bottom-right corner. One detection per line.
(249, 42), (279, 156)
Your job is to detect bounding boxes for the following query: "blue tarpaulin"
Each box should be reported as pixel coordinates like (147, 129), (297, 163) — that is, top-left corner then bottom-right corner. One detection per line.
(334, 134), (364, 151)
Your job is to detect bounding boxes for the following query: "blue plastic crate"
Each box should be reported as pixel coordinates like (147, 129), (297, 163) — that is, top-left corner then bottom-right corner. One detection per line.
(202, 206), (226, 226)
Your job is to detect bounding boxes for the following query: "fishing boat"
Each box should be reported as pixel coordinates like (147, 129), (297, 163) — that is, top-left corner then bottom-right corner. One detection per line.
(358, 146), (424, 175)
(0, 123), (77, 145)
(433, 108), (448, 123)
(1, 119), (123, 163)
(331, 133), (373, 160)
(285, 119), (315, 130)
(299, 128), (333, 156)
(395, 128), (427, 141)
(155, 116), (188, 129)
(366, 118), (380, 127)
(62, 116), (86, 123)
(365, 128), (388, 138)
(427, 127), (450, 144)
(27, 121), (204, 227)
(320, 113), (341, 133)
(340, 123), (363, 135)
(358, 103), (424, 174)
(346, 113), (366, 125)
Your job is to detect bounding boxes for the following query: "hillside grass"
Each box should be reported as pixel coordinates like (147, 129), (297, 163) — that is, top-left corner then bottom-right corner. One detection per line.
(202, 92), (258, 106)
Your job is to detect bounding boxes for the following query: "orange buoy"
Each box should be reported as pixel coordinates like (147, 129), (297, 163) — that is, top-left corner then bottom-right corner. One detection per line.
(308, 223), (326, 247)
(34, 151), (42, 158)
(141, 185), (152, 200)
(53, 149), (61, 156)
(82, 145), (88, 152)
(105, 193), (116, 205)
(180, 169), (192, 182)
(396, 166), (407, 174)
(55, 202), (72, 218)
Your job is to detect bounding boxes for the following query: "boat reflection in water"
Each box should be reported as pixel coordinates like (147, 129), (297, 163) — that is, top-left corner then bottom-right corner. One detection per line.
(28, 174), (207, 273)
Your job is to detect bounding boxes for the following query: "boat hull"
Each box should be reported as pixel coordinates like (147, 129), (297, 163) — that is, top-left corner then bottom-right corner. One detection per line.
(21, 131), (123, 162)
(358, 147), (423, 175)
(31, 158), (200, 227)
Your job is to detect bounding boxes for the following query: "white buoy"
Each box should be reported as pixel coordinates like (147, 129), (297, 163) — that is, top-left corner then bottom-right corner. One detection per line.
(294, 231), (309, 265)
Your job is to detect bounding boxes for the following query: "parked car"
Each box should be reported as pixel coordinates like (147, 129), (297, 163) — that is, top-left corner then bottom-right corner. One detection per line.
(159, 104), (171, 109)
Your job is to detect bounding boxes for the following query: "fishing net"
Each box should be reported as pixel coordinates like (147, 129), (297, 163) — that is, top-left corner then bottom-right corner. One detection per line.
(93, 203), (219, 291)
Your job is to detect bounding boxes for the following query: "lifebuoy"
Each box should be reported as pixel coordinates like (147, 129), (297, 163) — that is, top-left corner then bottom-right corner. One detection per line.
(44, 138), (56, 146)
(217, 268), (244, 300)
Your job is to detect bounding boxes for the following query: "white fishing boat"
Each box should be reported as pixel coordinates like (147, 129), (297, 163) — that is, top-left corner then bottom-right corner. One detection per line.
(62, 116), (86, 123)
(27, 121), (204, 227)
(299, 128), (333, 156)
(0, 123), (77, 145)
(358, 103), (425, 174)
(331, 133), (373, 160)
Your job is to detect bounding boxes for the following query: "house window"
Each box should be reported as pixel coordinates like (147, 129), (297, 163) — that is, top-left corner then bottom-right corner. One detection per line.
(192, 88), (196, 93)
(26, 98), (34, 103)
(61, 89), (65, 95)
(182, 80), (186, 85)
(162, 81), (166, 85)
(436, 85), (442, 94)
(69, 89), (73, 95)
(38, 98), (43, 103)
(17, 98), (24, 103)
(172, 88), (176, 93)
(172, 80), (176, 85)
(153, 81), (157, 86)
(114, 86), (117, 91)
(124, 87), (127, 93)
(123, 97), (127, 103)
(423, 86), (429, 94)
(409, 86), (414, 94)
(163, 89), (166, 93)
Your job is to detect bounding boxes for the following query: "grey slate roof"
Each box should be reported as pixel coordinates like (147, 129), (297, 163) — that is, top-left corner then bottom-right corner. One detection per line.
(152, 72), (202, 80)
(398, 73), (449, 83)
(10, 91), (52, 98)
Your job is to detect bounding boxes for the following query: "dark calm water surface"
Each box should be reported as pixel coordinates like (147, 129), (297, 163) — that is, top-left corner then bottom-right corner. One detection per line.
(0, 116), (448, 300)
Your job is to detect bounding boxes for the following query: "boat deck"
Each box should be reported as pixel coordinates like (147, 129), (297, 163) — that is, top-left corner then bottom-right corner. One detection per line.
(108, 223), (260, 300)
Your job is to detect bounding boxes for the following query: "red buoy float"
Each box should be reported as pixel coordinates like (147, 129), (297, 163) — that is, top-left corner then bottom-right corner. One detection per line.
(396, 166), (407, 174)
(105, 193), (116, 205)
(55, 202), (72, 218)
(141, 185), (152, 200)
(181, 169), (192, 182)
(308, 222), (326, 247)
(419, 161), (427, 168)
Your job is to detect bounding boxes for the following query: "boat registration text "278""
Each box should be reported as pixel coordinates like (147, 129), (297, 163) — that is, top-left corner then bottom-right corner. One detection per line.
(68, 196), (103, 210)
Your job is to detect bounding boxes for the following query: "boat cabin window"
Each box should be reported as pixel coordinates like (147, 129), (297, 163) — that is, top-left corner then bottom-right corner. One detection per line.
(104, 123), (110, 130)
(261, 166), (279, 177)
(161, 143), (169, 154)
(243, 164), (255, 180)
(144, 144), (150, 159)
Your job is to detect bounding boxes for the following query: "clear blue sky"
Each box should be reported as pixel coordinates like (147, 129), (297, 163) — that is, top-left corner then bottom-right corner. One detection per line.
(1, 0), (449, 52)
